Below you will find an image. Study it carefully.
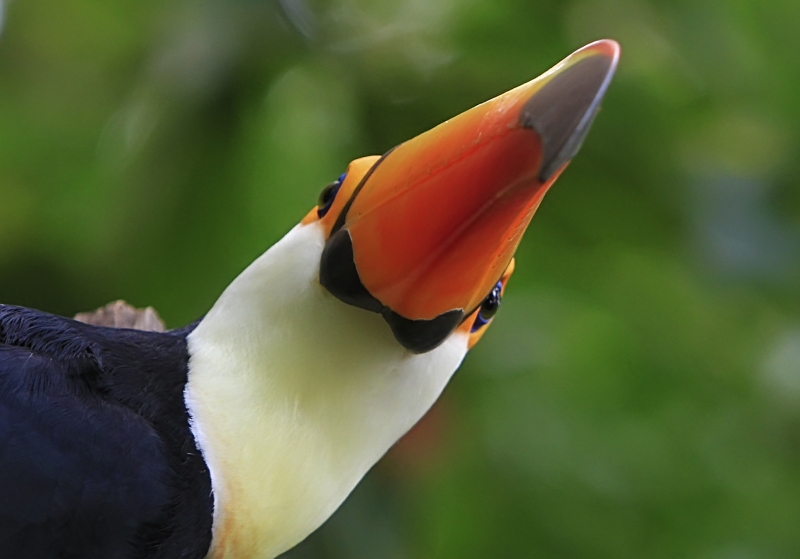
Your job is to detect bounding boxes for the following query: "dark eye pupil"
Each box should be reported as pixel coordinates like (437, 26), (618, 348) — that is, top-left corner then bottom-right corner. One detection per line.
(481, 285), (501, 318)
(471, 281), (503, 332)
(318, 183), (337, 207)
(317, 172), (347, 218)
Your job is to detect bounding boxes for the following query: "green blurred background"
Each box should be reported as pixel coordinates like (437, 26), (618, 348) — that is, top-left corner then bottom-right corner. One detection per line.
(2, 0), (800, 557)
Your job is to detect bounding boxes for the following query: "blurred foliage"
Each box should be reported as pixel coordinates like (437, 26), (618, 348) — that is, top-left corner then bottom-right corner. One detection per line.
(1, 0), (800, 557)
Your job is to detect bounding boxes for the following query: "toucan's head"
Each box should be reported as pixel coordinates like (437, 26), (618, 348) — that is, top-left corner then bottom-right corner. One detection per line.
(188, 40), (620, 558)
(301, 40), (619, 354)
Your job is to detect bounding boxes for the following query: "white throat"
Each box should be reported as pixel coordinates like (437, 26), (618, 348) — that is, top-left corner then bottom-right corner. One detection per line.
(184, 223), (468, 559)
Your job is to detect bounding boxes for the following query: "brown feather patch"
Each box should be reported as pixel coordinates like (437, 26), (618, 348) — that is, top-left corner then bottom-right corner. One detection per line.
(74, 300), (166, 332)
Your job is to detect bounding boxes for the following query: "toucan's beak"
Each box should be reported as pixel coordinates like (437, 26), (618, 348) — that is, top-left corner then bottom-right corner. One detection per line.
(320, 40), (619, 352)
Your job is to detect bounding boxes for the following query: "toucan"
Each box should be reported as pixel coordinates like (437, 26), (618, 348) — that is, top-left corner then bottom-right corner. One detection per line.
(0, 40), (619, 559)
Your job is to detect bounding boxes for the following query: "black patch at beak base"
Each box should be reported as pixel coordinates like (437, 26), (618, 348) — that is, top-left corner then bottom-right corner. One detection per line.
(319, 229), (383, 313)
(319, 229), (466, 353)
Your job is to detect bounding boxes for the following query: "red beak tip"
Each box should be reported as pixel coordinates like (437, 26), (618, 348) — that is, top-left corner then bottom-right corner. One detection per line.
(580, 39), (621, 61)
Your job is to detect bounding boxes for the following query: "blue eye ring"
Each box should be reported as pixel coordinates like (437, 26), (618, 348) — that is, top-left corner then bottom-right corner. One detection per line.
(317, 173), (347, 218)
(471, 281), (503, 332)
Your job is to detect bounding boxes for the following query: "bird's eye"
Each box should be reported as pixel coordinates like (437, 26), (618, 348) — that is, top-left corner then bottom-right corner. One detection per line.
(317, 173), (347, 218)
(471, 281), (502, 332)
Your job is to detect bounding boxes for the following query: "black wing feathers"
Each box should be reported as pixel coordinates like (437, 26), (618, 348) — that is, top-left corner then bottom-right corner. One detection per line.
(0, 305), (212, 559)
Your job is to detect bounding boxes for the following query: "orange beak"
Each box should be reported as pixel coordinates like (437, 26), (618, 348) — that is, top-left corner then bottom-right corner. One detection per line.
(320, 40), (619, 352)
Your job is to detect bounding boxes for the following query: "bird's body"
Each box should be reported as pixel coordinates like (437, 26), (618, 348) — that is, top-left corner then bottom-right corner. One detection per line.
(0, 41), (619, 558)
(0, 305), (212, 558)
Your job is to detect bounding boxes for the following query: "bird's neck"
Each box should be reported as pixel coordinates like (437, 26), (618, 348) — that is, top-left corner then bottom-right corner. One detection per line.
(184, 223), (467, 559)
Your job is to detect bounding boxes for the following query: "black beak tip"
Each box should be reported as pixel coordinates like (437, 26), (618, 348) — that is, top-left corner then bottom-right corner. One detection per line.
(520, 40), (620, 182)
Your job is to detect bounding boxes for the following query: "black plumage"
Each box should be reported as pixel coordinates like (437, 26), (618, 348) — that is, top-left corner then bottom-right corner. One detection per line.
(0, 305), (212, 559)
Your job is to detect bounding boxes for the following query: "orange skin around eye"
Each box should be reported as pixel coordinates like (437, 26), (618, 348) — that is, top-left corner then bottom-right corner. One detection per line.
(300, 156), (382, 232)
(460, 258), (516, 349)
